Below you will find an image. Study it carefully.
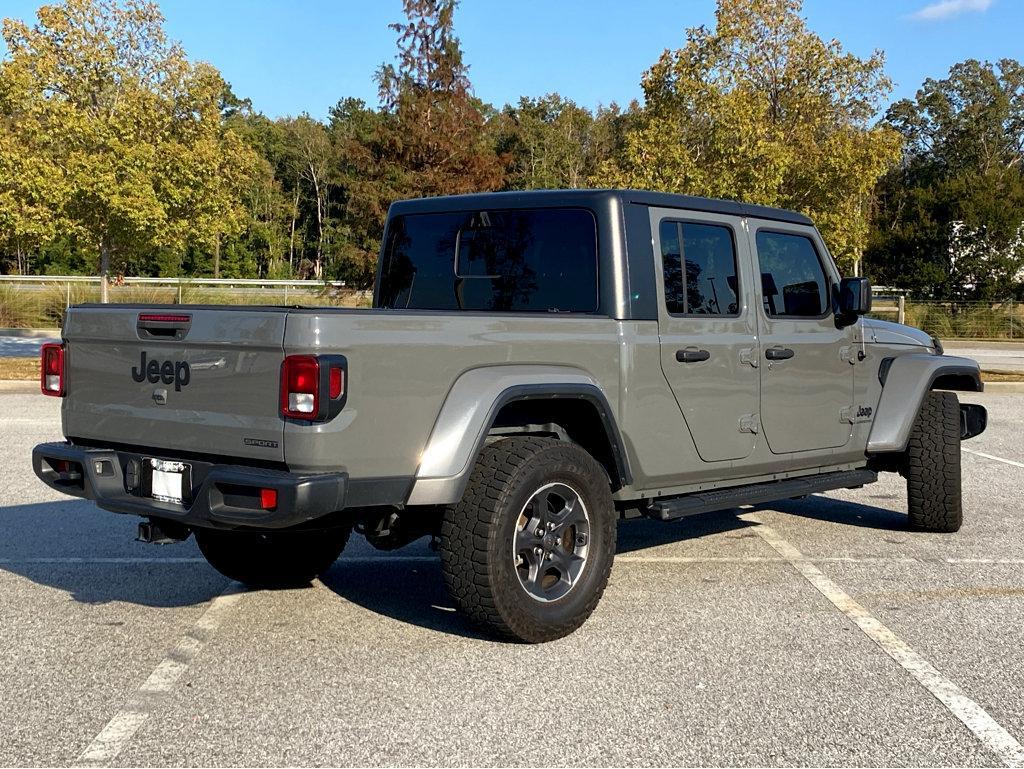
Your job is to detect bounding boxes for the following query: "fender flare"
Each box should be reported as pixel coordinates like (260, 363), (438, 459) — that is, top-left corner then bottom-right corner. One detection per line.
(866, 354), (982, 454)
(406, 365), (630, 506)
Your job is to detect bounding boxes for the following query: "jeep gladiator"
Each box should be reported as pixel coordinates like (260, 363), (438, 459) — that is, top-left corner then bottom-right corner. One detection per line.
(33, 189), (988, 642)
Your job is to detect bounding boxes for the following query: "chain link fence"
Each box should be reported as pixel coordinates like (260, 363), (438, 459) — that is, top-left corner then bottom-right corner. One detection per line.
(0, 276), (371, 329)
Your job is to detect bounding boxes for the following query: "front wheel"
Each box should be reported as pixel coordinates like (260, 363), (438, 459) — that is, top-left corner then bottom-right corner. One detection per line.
(440, 437), (616, 643)
(195, 525), (350, 588)
(905, 391), (962, 532)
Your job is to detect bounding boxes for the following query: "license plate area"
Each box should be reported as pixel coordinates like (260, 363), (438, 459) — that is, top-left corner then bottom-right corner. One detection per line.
(147, 458), (192, 506)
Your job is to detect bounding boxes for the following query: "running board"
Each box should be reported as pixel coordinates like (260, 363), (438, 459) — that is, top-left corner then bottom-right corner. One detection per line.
(646, 469), (877, 522)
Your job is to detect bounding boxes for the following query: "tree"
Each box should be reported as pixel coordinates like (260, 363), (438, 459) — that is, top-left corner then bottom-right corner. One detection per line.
(597, 0), (901, 273)
(0, 0), (260, 298)
(375, 0), (504, 198)
(327, 97), (393, 288)
(496, 94), (628, 190)
(282, 116), (333, 279)
(866, 59), (1024, 299)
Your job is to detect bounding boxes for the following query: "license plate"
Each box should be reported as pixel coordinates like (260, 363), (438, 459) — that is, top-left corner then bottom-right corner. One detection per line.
(149, 458), (188, 504)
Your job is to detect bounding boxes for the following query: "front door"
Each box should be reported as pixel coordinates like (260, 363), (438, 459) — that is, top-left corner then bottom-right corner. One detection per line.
(750, 223), (856, 454)
(652, 209), (760, 462)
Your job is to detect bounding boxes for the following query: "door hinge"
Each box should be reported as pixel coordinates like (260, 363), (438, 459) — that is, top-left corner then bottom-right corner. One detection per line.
(739, 348), (759, 368)
(739, 413), (760, 433)
(839, 346), (856, 364)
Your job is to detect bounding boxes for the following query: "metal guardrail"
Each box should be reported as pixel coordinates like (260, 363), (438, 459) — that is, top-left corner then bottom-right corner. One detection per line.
(0, 275), (346, 288)
(0, 275), (367, 328)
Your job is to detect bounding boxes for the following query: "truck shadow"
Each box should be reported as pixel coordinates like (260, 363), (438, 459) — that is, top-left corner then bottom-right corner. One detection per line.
(0, 499), (228, 608)
(755, 494), (909, 531)
(1, 492), (907, 631)
(319, 558), (489, 641)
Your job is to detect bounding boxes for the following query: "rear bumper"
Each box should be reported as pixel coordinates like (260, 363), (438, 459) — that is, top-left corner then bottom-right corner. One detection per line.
(32, 442), (347, 530)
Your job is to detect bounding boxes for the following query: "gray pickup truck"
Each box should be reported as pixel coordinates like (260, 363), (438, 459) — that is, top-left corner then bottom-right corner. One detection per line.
(33, 189), (987, 642)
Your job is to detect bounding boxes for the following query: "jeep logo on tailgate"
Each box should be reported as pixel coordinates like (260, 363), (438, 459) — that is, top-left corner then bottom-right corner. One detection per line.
(131, 351), (191, 391)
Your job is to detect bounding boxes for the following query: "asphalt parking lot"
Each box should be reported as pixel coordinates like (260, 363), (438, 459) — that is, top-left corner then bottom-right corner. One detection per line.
(2, 389), (1023, 767)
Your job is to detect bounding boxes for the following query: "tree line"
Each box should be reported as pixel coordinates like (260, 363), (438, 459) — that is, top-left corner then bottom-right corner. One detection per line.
(1, 0), (1022, 300)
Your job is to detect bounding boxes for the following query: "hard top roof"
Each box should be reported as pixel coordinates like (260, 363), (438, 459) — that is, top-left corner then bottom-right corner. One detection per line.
(386, 188), (813, 226)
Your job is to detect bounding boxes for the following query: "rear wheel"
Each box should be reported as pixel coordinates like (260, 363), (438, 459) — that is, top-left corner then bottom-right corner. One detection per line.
(440, 437), (616, 643)
(905, 391), (962, 533)
(195, 525), (350, 588)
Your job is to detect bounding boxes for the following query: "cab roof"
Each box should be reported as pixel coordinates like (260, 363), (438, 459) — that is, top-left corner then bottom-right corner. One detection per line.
(387, 189), (814, 227)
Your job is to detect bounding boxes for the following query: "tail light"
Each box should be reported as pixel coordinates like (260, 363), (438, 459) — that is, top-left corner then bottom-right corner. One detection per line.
(280, 354), (347, 422)
(40, 343), (65, 396)
(281, 355), (319, 419)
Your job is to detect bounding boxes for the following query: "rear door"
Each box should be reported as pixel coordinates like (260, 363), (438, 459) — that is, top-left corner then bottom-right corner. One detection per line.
(63, 307), (287, 461)
(652, 208), (760, 462)
(749, 223), (856, 453)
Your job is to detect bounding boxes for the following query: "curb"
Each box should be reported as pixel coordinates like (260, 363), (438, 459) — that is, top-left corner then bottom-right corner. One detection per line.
(0, 381), (39, 393)
(982, 381), (1024, 393)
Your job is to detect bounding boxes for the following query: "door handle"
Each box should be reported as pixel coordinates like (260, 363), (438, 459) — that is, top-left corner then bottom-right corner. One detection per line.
(765, 347), (795, 361)
(676, 348), (711, 363)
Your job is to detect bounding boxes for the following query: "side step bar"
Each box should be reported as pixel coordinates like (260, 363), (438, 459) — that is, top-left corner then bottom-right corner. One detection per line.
(646, 469), (877, 522)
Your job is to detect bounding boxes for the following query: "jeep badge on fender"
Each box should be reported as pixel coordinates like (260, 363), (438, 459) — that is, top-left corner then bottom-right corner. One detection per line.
(131, 351), (191, 391)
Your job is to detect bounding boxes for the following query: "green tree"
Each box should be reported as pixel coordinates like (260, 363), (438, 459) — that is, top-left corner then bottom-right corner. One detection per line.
(496, 94), (628, 190)
(867, 59), (1024, 299)
(597, 0), (900, 273)
(327, 97), (393, 288)
(0, 0), (260, 297)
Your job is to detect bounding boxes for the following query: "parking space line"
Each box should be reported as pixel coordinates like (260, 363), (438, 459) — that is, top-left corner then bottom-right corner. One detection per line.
(3, 555), (1024, 566)
(963, 448), (1024, 469)
(743, 513), (1024, 768)
(75, 582), (245, 767)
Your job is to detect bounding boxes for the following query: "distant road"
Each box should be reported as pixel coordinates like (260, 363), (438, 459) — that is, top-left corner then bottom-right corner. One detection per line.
(944, 341), (1024, 373)
(0, 335), (60, 358)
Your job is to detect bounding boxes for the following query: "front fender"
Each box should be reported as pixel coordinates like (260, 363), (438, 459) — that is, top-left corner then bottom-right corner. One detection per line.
(406, 365), (622, 506)
(867, 354), (982, 454)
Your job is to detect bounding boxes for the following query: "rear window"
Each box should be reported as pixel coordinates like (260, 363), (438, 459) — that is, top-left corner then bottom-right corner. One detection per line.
(376, 208), (598, 312)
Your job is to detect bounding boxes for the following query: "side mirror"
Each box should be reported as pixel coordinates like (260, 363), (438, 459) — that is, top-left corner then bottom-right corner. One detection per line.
(838, 277), (872, 316)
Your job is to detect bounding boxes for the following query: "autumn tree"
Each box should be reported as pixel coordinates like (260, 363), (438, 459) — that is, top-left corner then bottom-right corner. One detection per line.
(376, 0), (503, 197)
(598, 0), (901, 273)
(0, 0), (259, 298)
(866, 59), (1024, 299)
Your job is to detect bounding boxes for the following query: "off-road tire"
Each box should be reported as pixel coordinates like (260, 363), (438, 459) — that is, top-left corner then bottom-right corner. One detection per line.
(195, 525), (351, 588)
(906, 391), (962, 533)
(440, 437), (616, 643)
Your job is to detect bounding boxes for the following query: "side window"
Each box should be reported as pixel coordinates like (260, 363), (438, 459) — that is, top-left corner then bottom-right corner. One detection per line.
(755, 231), (829, 318)
(658, 220), (739, 316)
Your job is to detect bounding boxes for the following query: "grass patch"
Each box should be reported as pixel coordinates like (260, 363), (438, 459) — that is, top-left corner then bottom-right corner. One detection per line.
(981, 371), (1024, 382)
(0, 357), (39, 380)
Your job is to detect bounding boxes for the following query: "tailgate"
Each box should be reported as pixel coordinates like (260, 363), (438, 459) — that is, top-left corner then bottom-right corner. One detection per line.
(62, 306), (287, 462)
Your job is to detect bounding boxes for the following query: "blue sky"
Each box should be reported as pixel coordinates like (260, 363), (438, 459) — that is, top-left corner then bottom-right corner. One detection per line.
(2, 0), (1022, 119)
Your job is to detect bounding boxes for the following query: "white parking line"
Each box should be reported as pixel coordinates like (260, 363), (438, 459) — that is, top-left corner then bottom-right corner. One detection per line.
(963, 448), (1024, 469)
(744, 513), (1024, 768)
(75, 582), (244, 767)
(3, 555), (1024, 566)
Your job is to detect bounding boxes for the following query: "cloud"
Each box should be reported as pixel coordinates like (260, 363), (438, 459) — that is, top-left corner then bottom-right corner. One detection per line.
(910, 0), (993, 21)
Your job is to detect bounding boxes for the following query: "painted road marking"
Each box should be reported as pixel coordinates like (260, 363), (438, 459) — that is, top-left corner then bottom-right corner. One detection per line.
(744, 513), (1024, 768)
(3, 555), (1024, 566)
(75, 583), (245, 767)
(964, 447), (1024, 469)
